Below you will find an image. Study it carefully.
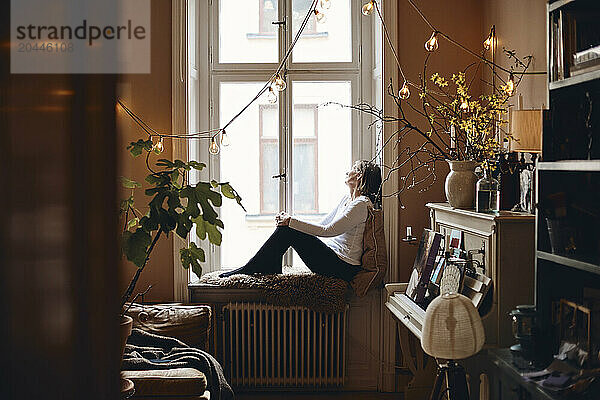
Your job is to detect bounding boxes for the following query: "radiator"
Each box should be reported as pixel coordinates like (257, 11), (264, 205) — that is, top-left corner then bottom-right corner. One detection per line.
(221, 302), (347, 388)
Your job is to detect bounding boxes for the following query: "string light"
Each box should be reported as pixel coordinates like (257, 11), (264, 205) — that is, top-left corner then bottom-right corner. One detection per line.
(320, 0), (331, 10)
(267, 86), (278, 104)
(424, 31), (439, 52)
(209, 137), (220, 155)
(362, 1), (374, 16)
(460, 100), (469, 111)
(220, 130), (230, 147)
(274, 74), (287, 92)
(483, 26), (494, 51)
(153, 137), (165, 153)
(314, 9), (327, 24)
(398, 82), (410, 100)
(505, 73), (515, 96)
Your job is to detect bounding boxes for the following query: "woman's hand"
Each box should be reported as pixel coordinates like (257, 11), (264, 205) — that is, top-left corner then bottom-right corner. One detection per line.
(276, 212), (291, 226)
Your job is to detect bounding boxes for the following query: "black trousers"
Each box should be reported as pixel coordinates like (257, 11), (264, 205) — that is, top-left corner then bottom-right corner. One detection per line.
(223, 226), (361, 282)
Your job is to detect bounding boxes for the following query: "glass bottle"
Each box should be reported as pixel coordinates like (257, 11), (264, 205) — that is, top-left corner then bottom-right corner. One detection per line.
(476, 168), (500, 213)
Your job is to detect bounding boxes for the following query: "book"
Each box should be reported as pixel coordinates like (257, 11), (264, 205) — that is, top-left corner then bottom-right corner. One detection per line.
(406, 229), (443, 305)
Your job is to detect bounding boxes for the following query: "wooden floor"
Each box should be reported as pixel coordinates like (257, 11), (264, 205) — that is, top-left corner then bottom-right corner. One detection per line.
(236, 392), (401, 400)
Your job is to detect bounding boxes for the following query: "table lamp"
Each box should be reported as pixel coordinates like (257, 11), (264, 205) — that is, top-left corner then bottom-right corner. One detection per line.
(421, 293), (485, 400)
(508, 109), (546, 213)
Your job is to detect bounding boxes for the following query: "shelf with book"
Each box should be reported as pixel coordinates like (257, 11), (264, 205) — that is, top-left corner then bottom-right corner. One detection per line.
(548, 0), (600, 85)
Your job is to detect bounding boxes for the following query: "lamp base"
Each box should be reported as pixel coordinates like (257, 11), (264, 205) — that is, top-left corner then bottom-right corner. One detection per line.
(430, 360), (470, 400)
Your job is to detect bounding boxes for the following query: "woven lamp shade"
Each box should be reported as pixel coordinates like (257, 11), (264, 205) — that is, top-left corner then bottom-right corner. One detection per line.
(421, 293), (485, 360)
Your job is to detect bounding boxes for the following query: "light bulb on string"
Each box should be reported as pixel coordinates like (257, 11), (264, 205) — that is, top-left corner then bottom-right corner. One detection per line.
(320, 0), (331, 10)
(505, 73), (515, 96)
(362, 1), (374, 16)
(267, 86), (278, 104)
(220, 130), (230, 147)
(209, 137), (220, 155)
(274, 74), (287, 92)
(460, 100), (469, 111)
(398, 82), (410, 100)
(424, 31), (439, 52)
(153, 137), (164, 153)
(483, 29), (493, 51)
(314, 9), (327, 24)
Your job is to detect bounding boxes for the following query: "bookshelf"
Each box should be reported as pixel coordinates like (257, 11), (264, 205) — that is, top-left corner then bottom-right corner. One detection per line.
(535, 0), (600, 364)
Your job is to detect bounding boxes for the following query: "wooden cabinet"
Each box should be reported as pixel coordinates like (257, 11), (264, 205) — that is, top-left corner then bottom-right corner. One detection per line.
(427, 203), (535, 348)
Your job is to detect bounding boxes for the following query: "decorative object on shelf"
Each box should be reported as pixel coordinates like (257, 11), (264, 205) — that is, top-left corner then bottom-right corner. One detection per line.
(509, 305), (540, 362)
(421, 292), (485, 400)
(476, 167), (500, 213)
(445, 160), (478, 209)
(507, 106), (547, 213)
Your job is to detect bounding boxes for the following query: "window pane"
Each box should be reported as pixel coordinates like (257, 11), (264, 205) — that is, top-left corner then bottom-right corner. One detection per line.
(293, 142), (317, 213)
(292, 81), (352, 214)
(219, 82), (280, 268)
(292, 0), (352, 63)
(219, 0), (278, 63)
(291, 80), (352, 269)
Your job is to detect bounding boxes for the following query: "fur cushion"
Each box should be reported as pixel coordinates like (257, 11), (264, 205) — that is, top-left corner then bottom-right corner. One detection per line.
(350, 206), (388, 297)
(199, 267), (351, 313)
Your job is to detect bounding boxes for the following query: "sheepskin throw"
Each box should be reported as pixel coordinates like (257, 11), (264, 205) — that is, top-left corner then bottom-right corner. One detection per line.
(198, 268), (351, 313)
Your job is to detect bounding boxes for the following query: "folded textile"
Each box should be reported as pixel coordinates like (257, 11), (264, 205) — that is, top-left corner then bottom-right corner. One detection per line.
(123, 329), (234, 400)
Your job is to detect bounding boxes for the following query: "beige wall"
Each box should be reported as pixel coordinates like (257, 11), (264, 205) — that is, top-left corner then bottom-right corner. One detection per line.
(395, 0), (484, 281)
(118, 0), (174, 303)
(483, 0), (548, 108)
(393, 0), (547, 282)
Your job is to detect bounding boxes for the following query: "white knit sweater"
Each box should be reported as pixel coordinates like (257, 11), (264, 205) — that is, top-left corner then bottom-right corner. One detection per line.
(288, 194), (370, 265)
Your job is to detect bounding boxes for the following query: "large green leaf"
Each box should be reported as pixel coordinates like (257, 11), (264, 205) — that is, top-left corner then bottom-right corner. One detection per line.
(180, 242), (205, 278)
(188, 161), (206, 171)
(192, 215), (207, 240)
(123, 229), (152, 267)
(175, 212), (193, 239)
(192, 216), (223, 245)
(127, 139), (153, 157)
(121, 177), (141, 189)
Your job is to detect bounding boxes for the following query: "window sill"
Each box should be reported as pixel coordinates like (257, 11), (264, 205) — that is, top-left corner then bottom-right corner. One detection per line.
(246, 32), (328, 39)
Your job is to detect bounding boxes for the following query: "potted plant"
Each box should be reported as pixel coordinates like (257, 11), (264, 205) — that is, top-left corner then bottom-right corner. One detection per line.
(118, 135), (245, 356)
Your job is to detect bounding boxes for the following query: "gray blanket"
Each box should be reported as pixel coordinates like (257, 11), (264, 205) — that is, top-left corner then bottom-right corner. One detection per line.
(123, 329), (234, 400)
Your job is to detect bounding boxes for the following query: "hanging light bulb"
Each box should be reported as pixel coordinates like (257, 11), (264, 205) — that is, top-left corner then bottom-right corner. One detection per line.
(274, 74), (287, 92)
(320, 0), (332, 10)
(153, 137), (164, 153)
(267, 86), (278, 104)
(398, 82), (410, 100)
(314, 9), (327, 24)
(483, 28), (494, 51)
(209, 137), (220, 155)
(220, 130), (230, 147)
(505, 73), (515, 96)
(425, 31), (439, 52)
(362, 1), (374, 16)
(460, 100), (469, 111)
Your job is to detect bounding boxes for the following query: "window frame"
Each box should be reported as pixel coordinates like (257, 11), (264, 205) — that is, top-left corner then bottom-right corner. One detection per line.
(191, 0), (375, 274)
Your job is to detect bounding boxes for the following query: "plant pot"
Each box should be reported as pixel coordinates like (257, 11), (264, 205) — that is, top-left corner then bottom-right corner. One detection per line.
(445, 160), (478, 209)
(120, 314), (133, 365)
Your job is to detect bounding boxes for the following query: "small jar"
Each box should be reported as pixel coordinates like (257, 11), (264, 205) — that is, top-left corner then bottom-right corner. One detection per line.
(476, 169), (500, 213)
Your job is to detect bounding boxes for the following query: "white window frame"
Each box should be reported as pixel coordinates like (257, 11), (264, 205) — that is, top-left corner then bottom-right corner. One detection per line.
(188, 0), (375, 274)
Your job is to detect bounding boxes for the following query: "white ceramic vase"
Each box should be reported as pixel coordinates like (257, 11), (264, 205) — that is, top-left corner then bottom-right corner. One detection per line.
(445, 160), (478, 209)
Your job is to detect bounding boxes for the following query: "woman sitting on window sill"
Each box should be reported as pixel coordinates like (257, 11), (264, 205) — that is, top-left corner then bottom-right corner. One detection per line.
(219, 160), (382, 281)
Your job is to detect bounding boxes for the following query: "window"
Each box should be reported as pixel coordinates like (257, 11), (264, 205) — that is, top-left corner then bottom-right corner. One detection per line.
(260, 104), (319, 214)
(188, 0), (376, 276)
